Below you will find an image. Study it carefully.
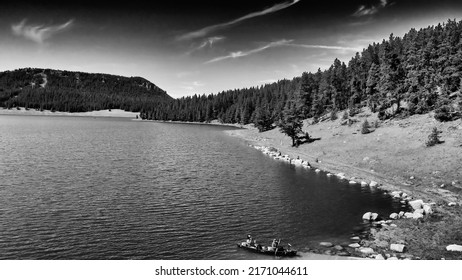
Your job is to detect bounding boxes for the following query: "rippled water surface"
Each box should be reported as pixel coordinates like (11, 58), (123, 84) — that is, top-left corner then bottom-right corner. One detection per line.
(0, 115), (405, 259)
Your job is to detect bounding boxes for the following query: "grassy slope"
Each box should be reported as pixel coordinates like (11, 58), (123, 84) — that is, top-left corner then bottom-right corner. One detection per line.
(227, 108), (462, 259)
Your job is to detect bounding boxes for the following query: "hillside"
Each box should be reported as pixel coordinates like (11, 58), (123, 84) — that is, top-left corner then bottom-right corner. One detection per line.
(0, 68), (172, 113)
(140, 19), (462, 126)
(229, 109), (462, 201)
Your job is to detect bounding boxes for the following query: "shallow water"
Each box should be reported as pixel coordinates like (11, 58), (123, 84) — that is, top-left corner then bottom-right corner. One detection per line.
(0, 115), (405, 259)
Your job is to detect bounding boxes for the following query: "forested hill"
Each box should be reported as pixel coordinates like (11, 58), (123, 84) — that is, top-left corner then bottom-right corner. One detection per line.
(140, 19), (462, 125)
(0, 68), (172, 112)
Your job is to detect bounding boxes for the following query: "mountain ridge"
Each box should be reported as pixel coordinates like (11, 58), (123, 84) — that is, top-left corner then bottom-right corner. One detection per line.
(0, 68), (172, 112)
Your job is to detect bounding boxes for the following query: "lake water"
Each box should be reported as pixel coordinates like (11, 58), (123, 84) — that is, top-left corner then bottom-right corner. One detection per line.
(0, 115), (405, 259)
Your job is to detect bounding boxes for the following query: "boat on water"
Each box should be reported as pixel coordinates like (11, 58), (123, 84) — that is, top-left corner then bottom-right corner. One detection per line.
(237, 236), (297, 257)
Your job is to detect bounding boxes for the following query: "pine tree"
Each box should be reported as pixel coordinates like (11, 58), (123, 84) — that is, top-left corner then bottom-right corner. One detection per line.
(299, 72), (315, 117)
(278, 98), (304, 146)
(425, 127), (441, 146)
(366, 63), (381, 112)
(254, 105), (274, 132)
(361, 119), (371, 134)
(378, 35), (406, 115)
(330, 109), (338, 121)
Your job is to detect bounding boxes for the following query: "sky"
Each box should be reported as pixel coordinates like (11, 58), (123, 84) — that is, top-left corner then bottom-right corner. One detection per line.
(1, 0), (462, 98)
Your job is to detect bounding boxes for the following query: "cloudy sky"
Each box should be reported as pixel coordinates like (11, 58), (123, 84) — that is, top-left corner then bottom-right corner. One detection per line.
(1, 0), (462, 98)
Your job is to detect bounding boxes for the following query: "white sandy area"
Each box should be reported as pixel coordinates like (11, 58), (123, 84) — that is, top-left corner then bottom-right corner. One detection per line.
(0, 107), (139, 118)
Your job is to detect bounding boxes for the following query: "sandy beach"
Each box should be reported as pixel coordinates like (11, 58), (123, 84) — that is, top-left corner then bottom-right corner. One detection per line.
(0, 107), (139, 118)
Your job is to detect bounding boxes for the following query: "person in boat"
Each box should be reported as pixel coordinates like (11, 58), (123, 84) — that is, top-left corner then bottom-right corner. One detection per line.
(271, 239), (281, 249)
(271, 239), (277, 248)
(246, 235), (252, 245)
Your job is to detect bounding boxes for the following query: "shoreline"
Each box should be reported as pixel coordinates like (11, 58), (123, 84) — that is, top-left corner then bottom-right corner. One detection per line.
(140, 119), (251, 129)
(0, 107), (139, 118)
(224, 109), (462, 260)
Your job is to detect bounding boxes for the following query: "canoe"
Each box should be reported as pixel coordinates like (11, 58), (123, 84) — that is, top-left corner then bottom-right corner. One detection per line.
(237, 242), (297, 257)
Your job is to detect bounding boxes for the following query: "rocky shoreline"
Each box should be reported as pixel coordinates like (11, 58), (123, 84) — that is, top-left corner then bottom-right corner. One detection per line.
(250, 144), (462, 260)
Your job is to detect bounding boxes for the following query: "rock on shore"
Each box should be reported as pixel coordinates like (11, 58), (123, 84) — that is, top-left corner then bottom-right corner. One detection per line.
(446, 244), (462, 252)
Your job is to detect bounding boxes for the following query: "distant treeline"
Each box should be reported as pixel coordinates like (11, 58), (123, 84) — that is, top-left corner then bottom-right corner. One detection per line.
(141, 79), (299, 124)
(141, 19), (462, 124)
(0, 68), (172, 112)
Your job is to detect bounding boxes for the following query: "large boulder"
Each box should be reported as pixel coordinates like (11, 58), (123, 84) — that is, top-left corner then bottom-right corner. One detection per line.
(319, 242), (333, 247)
(348, 243), (360, 248)
(446, 244), (462, 252)
(362, 212), (372, 220)
(375, 254), (385, 260)
(371, 213), (378, 220)
(404, 212), (415, 219)
(389, 213), (399, 220)
(390, 244), (405, 253)
(391, 191), (402, 197)
(359, 247), (375, 255)
(292, 159), (303, 166)
(362, 212), (379, 221)
(370, 181), (379, 187)
(423, 204), (433, 215)
(408, 199), (424, 210)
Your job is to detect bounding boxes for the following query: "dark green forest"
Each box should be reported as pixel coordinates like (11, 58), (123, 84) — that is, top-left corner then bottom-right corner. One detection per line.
(141, 19), (462, 126)
(0, 68), (171, 112)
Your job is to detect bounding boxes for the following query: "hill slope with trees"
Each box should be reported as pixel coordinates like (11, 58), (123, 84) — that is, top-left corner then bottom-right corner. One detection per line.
(0, 68), (172, 113)
(140, 19), (462, 127)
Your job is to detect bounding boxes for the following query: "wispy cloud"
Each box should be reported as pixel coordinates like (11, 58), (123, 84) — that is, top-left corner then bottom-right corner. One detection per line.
(353, 5), (378, 17)
(186, 36), (226, 55)
(205, 40), (361, 64)
(286, 43), (362, 52)
(199, 36), (225, 49)
(12, 19), (74, 44)
(205, 39), (293, 64)
(353, 0), (390, 17)
(178, 0), (301, 41)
